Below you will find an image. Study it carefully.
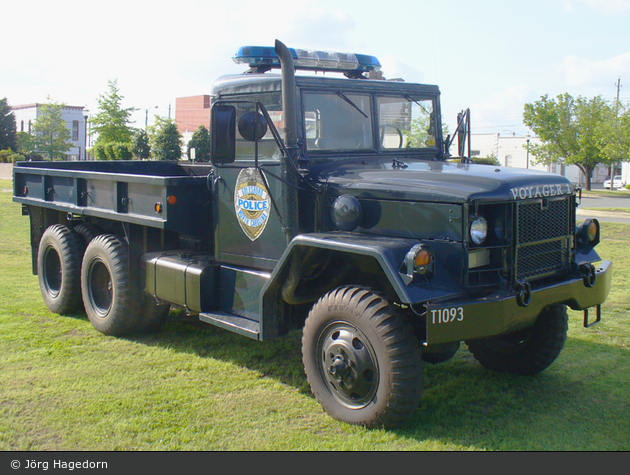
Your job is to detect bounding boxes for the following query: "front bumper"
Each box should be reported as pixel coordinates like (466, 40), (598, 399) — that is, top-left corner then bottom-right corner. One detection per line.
(425, 260), (613, 346)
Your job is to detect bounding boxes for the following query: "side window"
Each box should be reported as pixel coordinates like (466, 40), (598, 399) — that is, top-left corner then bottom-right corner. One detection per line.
(234, 93), (283, 161)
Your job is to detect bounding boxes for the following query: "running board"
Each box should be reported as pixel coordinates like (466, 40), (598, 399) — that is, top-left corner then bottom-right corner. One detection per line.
(199, 311), (260, 340)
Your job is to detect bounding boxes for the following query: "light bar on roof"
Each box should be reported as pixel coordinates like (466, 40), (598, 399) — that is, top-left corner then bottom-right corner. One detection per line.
(233, 46), (381, 76)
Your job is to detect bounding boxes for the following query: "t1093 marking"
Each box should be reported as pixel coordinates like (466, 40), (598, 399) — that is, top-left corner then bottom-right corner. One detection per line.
(431, 307), (464, 324)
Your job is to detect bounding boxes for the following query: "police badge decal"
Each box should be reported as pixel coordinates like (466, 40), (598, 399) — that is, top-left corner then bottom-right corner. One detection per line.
(234, 168), (271, 241)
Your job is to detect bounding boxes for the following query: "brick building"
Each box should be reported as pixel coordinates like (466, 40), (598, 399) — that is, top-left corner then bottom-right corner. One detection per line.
(175, 95), (211, 135)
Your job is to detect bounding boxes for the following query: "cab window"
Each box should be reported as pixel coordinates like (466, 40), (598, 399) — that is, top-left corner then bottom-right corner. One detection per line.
(377, 96), (436, 149)
(233, 92), (283, 161)
(302, 92), (373, 151)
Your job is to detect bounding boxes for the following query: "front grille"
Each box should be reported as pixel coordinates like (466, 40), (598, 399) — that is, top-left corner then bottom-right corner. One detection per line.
(516, 198), (573, 280)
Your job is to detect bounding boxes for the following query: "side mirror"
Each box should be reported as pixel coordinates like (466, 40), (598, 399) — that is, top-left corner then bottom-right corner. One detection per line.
(238, 111), (268, 142)
(211, 104), (236, 164)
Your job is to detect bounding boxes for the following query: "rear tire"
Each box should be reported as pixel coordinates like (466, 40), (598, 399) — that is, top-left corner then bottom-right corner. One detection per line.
(81, 234), (140, 336)
(73, 222), (102, 246)
(302, 286), (423, 428)
(465, 304), (568, 375)
(37, 224), (84, 315)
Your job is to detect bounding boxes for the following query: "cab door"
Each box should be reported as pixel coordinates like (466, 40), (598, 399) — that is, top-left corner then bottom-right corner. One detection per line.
(211, 94), (287, 271)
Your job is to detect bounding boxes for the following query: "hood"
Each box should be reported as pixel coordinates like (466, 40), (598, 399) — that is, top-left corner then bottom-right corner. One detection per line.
(309, 158), (574, 203)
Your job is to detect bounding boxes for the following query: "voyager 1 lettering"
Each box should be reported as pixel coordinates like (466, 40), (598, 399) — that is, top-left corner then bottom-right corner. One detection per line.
(509, 183), (573, 200)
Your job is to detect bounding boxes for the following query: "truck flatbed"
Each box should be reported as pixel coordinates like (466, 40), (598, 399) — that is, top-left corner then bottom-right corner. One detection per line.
(13, 160), (212, 236)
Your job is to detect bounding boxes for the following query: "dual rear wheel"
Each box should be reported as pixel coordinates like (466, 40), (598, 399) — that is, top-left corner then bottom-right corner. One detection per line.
(37, 224), (169, 335)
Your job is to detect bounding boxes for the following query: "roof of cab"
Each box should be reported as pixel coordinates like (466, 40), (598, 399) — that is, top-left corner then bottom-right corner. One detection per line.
(212, 73), (440, 97)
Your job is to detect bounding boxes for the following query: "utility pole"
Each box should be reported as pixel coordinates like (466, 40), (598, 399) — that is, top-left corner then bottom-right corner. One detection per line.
(611, 77), (622, 181)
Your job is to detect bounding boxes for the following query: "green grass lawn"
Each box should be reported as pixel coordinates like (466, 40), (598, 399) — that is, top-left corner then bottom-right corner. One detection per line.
(1, 178), (628, 451)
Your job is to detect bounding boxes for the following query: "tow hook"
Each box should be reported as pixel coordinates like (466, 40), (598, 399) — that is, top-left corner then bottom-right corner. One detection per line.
(584, 304), (602, 328)
(580, 263), (597, 288)
(515, 280), (531, 307)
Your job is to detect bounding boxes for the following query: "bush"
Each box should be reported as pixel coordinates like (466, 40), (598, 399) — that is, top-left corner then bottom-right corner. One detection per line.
(0, 149), (24, 163)
(113, 143), (133, 160)
(91, 142), (134, 160)
(471, 155), (500, 166)
(91, 143), (109, 160)
(10, 152), (25, 163)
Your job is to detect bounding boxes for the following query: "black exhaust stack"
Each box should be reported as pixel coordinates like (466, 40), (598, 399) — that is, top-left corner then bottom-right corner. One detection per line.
(275, 39), (299, 241)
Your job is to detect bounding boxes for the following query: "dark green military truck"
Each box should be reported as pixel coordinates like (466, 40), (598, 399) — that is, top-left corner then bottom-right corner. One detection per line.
(13, 40), (612, 428)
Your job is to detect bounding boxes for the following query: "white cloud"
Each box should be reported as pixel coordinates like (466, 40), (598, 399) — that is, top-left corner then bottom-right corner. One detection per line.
(466, 86), (533, 135)
(563, 53), (630, 87)
(378, 55), (425, 83)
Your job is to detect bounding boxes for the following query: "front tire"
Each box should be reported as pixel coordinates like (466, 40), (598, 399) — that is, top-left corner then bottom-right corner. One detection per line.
(81, 234), (140, 336)
(302, 286), (423, 428)
(37, 224), (84, 315)
(465, 304), (568, 375)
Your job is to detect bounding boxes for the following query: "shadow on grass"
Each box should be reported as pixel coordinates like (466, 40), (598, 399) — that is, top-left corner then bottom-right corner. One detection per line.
(73, 308), (630, 450)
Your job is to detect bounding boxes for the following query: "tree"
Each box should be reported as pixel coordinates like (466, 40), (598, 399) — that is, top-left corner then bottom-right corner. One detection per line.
(90, 79), (135, 146)
(16, 131), (34, 155)
(523, 93), (614, 190)
(149, 117), (182, 161)
(132, 129), (151, 160)
(31, 99), (73, 160)
(0, 97), (17, 151)
(187, 125), (210, 162)
(598, 101), (630, 169)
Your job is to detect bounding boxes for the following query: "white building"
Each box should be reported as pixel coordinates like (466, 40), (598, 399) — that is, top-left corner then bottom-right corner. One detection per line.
(460, 133), (608, 186)
(11, 103), (88, 161)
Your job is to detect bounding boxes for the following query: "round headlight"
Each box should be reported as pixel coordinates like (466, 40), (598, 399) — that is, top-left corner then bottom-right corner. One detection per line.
(332, 194), (362, 231)
(470, 216), (488, 245)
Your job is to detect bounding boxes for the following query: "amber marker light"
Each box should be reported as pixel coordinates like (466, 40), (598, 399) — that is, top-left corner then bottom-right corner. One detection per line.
(577, 218), (600, 249)
(587, 220), (598, 242)
(414, 249), (432, 274)
(154, 202), (163, 213)
(405, 244), (434, 278)
(167, 195), (177, 205)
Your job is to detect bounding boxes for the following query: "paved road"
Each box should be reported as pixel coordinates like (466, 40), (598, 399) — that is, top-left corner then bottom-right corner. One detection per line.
(0, 163), (12, 180)
(579, 191), (630, 223)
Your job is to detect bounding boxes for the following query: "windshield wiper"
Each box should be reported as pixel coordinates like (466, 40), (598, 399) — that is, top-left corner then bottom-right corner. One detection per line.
(336, 91), (368, 118)
(404, 94), (430, 114)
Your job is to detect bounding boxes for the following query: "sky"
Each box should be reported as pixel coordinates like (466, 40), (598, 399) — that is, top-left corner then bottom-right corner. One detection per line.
(3, 0), (630, 138)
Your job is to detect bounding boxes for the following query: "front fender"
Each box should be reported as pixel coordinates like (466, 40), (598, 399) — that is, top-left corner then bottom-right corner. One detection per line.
(261, 232), (460, 308)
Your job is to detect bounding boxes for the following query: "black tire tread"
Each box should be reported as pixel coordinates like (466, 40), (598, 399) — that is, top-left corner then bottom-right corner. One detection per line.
(73, 222), (102, 246)
(37, 224), (84, 315)
(466, 304), (568, 375)
(302, 286), (423, 428)
(81, 234), (140, 336)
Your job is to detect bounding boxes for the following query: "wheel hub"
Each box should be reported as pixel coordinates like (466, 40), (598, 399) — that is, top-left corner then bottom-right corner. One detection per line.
(329, 354), (352, 381)
(319, 323), (378, 408)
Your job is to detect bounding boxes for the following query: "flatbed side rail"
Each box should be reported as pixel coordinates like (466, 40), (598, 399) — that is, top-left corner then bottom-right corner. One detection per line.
(13, 163), (211, 236)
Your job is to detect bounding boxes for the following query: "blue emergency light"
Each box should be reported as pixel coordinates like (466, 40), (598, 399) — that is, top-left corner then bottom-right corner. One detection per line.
(233, 45), (382, 77)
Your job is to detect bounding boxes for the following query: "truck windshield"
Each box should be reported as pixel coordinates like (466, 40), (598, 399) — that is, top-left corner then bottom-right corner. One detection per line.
(377, 95), (436, 150)
(302, 91), (437, 153)
(302, 92), (373, 151)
